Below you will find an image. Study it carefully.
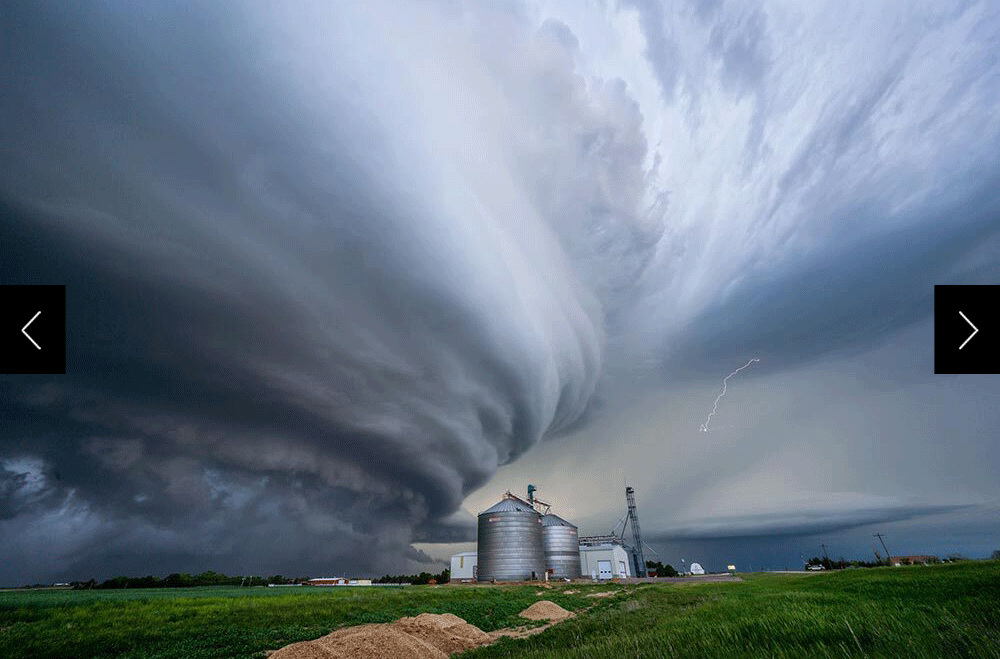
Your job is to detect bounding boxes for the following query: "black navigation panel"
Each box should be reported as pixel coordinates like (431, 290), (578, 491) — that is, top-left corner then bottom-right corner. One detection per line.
(934, 285), (998, 375)
(2, 285), (66, 375)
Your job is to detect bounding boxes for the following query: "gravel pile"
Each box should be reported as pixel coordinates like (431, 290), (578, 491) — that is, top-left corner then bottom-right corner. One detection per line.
(270, 602), (576, 658)
(269, 612), (490, 659)
(518, 600), (573, 621)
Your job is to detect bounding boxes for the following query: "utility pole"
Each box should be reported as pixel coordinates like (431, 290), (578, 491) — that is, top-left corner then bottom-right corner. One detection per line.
(874, 533), (893, 566)
(820, 544), (830, 562)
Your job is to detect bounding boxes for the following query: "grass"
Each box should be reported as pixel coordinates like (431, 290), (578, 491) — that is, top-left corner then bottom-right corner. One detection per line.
(0, 583), (592, 659)
(1, 562), (998, 658)
(465, 561), (1000, 659)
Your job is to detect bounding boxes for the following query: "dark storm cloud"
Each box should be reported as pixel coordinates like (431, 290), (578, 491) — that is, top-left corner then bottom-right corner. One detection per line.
(0, 0), (659, 582)
(645, 503), (975, 540)
(412, 510), (478, 544)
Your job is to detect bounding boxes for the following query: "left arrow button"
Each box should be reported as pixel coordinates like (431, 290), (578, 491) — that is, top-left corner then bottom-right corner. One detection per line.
(2, 285), (65, 374)
(22, 310), (41, 350)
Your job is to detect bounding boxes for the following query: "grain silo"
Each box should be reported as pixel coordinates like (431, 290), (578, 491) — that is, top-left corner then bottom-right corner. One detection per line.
(541, 513), (581, 579)
(477, 493), (544, 582)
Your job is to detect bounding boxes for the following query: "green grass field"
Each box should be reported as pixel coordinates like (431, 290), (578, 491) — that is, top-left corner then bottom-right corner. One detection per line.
(2, 561), (998, 659)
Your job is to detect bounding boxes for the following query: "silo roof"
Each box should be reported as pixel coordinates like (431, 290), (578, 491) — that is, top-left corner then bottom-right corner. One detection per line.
(541, 513), (577, 528)
(480, 497), (537, 515)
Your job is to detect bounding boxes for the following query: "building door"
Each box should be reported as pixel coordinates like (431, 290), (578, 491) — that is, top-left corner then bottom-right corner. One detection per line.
(597, 560), (612, 579)
(618, 561), (627, 577)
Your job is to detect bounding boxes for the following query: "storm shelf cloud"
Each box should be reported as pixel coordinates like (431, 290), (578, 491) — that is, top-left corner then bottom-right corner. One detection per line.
(2, 0), (1000, 583)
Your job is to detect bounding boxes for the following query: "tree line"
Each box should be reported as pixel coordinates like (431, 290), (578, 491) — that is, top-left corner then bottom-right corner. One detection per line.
(373, 569), (450, 585)
(54, 568), (451, 589)
(25, 552), (997, 589)
(802, 554), (974, 570)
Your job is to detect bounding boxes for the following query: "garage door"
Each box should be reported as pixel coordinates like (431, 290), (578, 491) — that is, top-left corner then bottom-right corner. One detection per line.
(598, 560), (612, 579)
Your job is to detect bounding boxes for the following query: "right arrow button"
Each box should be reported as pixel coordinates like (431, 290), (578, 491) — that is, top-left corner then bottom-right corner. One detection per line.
(935, 285), (999, 375)
(958, 311), (978, 350)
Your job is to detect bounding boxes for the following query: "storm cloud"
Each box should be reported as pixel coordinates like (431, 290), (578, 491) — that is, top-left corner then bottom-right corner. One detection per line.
(3, 0), (1000, 583)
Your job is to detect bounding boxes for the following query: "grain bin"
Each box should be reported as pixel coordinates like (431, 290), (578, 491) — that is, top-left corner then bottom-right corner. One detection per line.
(477, 493), (544, 581)
(541, 513), (581, 579)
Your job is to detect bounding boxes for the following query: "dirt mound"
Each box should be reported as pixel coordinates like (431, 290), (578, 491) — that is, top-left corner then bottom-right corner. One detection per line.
(393, 612), (491, 653)
(316, 624), (445, 658)
(269, 613), (490, 659)
(519, 600), (573, 621)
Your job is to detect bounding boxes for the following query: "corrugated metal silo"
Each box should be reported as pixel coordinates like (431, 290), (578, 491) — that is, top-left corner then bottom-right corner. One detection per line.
(477, 494), (544, 581)
(541, 513), (581, 579)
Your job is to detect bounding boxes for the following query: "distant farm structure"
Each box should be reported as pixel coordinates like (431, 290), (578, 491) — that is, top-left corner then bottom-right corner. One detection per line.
(306, 578), (373, 586)
(453, 485), (688, 582)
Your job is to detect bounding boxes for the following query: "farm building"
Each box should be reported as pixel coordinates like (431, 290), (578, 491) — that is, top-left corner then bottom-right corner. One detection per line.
(450, 551), (478, 581)
(579, 544), (633, 579)
(892, 555), (939, 566)
(456, 485), (648, 582)
(306, 577), (372, 586)
(307, 577), (346, 586)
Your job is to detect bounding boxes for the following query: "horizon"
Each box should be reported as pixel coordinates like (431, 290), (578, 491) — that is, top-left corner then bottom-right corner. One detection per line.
(7, 553), (992, 590)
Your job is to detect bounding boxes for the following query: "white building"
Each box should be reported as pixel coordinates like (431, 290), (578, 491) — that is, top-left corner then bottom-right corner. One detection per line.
(579, 544), (632, 580)
(689, 562), (705, 575)
(450, 551), (478, 582)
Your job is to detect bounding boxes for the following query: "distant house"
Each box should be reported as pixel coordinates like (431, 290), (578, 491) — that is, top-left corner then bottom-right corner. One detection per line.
(892, 556), (938, 566)
(306, 577), (373, 586)
(307, 577), (347, 586)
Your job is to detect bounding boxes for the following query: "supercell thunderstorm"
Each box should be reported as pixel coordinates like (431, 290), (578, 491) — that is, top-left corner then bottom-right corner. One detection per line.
(2, 0), (999, 581)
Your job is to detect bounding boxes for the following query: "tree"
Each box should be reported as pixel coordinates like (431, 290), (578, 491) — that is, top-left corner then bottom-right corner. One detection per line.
(645, 561), (678, 577)
(991, 550), (1000, 560)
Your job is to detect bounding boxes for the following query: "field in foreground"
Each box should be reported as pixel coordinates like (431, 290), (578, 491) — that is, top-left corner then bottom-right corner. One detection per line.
(466, 561), (1000, 659)
(1, 561), (998, 659)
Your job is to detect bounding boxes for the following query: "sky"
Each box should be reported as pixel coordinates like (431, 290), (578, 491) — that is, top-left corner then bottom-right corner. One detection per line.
(1, 0), (999, 584)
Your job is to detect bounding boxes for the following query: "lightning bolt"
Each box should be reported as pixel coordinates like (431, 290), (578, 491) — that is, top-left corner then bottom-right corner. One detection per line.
(699, 358), (760, 433)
